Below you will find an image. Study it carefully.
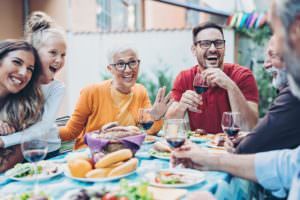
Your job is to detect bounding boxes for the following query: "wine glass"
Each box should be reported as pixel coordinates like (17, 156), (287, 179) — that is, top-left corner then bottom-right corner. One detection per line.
(192, 73), (208, 113)
(138, 108), (154, 132)
(164, 119), (187, 149)
(193, 73), (209, 94)
(221, 112), (241, 139)
(21, 132), (48, 196)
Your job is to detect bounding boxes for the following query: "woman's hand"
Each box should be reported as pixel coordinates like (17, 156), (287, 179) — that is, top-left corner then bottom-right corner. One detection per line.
(150, 87), (173, 120)
(0, 121), (15, 136)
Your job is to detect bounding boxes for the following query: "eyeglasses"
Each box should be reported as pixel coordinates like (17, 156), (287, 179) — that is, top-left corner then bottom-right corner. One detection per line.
(195, 40), (225, 49)
(111, 59), (140, 71)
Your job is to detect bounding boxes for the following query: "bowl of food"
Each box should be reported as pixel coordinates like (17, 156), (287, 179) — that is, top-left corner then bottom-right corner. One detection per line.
(85, 122), (146, 157)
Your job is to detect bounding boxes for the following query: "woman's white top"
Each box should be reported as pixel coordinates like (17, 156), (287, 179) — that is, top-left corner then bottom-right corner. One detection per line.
(0, 80), (65, 153)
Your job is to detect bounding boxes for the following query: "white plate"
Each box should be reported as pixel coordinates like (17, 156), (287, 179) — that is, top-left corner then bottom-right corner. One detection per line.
(143, 136), (157, 144)
(189, 136), (210, 143)
(64, 165), (136, 182)
(149, 149), (170, 160)
(206, 141), (226, 150)
(145, 168), (205, 188)
(5, 162), (63, 182)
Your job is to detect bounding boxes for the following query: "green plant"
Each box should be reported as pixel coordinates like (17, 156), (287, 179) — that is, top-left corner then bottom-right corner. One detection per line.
(236, 25), (277, 117)
(236, 25), (272, 46)
(253, 67), (277, 117)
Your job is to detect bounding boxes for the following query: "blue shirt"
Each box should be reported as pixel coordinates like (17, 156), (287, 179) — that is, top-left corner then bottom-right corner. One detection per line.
(255, 146), (300, 198)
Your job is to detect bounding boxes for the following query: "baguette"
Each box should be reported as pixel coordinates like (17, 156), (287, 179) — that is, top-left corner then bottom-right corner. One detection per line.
(85, 168), (112, 178)
(95, 149), (132, 168)
(107, 158), (138, 177)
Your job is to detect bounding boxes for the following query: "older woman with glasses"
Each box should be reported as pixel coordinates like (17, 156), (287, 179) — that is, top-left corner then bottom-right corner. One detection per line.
(59, 45), (171, 150)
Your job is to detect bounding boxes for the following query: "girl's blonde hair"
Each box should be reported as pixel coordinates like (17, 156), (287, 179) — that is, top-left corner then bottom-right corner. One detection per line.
(25, 11), (66, 49)
(0, 40), (44, 131)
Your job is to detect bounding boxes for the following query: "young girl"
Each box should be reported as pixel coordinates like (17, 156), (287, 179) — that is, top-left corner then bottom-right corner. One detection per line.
(0, 11), (67, 158)
(0, 40), (44, 172)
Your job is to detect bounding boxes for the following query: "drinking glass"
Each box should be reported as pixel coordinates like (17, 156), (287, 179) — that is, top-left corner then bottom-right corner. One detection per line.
(138, 108), (154, 131)
(164, 119), (187, 149)
(221, 112), (241, 139)
(191, 73), (208, 113)
(193, 73), (209, 94)
(21, 133), (48, 195)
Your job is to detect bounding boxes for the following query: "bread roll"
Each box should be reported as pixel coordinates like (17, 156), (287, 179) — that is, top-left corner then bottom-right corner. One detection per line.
(108, 158), (138, 177)
(95, 149), (132, 168)
(85, 168), (112, 178)
(153, 141), (172, 153)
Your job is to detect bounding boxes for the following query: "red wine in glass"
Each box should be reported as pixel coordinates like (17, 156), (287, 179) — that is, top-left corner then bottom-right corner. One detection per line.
(23, 149), (47, 162)
(139, 121), (154, 130)
(223, 126), (240, 137)
(166, 137), (185, 148)
(193, 73), (208, 94)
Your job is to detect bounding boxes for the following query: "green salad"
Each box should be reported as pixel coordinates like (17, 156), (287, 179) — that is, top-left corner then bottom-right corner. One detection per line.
(6, 163), (42, 178)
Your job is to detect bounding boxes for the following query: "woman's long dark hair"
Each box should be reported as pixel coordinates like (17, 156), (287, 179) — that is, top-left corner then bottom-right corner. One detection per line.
(0, 40), (44, 131)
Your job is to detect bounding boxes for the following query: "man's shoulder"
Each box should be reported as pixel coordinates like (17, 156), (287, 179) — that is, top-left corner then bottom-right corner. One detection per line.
(276, 86), (300, 103)
(176, 65), (198, 80)
(224, 63), (252, 74)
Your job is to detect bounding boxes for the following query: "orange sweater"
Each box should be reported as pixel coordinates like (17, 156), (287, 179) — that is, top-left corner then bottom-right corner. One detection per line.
(60, 80), (163, 149)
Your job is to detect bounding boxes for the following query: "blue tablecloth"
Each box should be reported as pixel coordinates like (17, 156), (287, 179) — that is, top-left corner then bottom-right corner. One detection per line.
(0, 142), (256, 200)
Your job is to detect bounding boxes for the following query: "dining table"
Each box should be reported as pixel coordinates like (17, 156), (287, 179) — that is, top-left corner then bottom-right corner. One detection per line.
(0, 137), (258, 200)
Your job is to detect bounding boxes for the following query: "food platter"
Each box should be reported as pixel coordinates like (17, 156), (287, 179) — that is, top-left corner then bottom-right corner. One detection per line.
(5, 161), (63, 182)
(149, 148), (170, 160)
(64, 164), (136, 182)
(145, 168), (205, 188)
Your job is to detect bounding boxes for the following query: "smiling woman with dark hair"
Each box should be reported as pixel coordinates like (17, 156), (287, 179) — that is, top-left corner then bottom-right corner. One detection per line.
(0, 40), (44, 172)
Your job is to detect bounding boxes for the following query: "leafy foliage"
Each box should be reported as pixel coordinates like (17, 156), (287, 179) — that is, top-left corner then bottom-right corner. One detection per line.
(253, 67), (277, 117)
(236, 25), (272, 46)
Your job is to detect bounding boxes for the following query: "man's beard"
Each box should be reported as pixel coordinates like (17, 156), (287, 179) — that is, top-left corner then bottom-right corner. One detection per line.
(267, 67), (288, 90)
(283, 43), (300, 99)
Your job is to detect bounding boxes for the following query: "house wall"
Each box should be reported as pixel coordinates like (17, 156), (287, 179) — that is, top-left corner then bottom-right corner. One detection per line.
(0, 0), (23, 39)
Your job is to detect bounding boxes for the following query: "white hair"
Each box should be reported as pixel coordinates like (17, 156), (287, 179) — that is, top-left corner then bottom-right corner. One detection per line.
(107, 42), (139, 64)
(275, 0), (300, 34)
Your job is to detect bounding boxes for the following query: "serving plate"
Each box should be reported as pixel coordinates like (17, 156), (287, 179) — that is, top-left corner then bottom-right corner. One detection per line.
(64, 165), (136, 182)
(145, 168), (205, 188)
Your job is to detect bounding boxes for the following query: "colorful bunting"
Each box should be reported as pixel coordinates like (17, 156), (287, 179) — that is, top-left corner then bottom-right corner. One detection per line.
(226, 12), (268, 29)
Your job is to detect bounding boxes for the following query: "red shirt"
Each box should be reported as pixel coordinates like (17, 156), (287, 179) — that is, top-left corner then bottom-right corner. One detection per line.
(171, 64), (259, 133)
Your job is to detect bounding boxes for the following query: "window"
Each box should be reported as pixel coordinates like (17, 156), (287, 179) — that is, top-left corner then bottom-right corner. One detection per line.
(96, 0), (143, 31)
(186, 0), (200, 27)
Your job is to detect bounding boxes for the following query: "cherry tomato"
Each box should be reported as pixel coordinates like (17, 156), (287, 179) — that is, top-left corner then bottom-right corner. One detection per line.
(102, 193), (118, 200)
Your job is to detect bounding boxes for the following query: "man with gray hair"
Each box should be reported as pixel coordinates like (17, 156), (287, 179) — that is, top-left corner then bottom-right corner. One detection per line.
(225, 36), (300, 154)
(172, 0), (300, 199)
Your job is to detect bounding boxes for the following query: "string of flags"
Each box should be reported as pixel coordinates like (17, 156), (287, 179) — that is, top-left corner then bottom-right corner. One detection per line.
(226, 12), (268, 29)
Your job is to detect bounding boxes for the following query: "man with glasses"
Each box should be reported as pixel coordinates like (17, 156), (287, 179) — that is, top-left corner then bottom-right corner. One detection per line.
(166, 22), (259, 133)
(59, 45), (171, 149)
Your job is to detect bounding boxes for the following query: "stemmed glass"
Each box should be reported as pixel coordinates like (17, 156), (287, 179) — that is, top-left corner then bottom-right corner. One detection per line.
(21, 132), (48, 195)
(193, 73), (209, 94)
(164, 119), (187, 149)
(138, 108), (154, 132)
(221, 112), (241, 139)
(192, 73), (208, 113)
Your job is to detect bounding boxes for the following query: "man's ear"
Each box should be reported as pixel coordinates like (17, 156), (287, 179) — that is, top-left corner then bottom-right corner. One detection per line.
(191, 44), (197, 56)
(107, 65), (112, 71)
(289, 15), (300, 49)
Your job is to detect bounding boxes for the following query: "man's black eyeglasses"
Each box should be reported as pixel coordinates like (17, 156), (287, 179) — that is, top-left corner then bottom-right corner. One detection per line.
(111, 60), (140, 71)
(195, 40), (225, 49)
